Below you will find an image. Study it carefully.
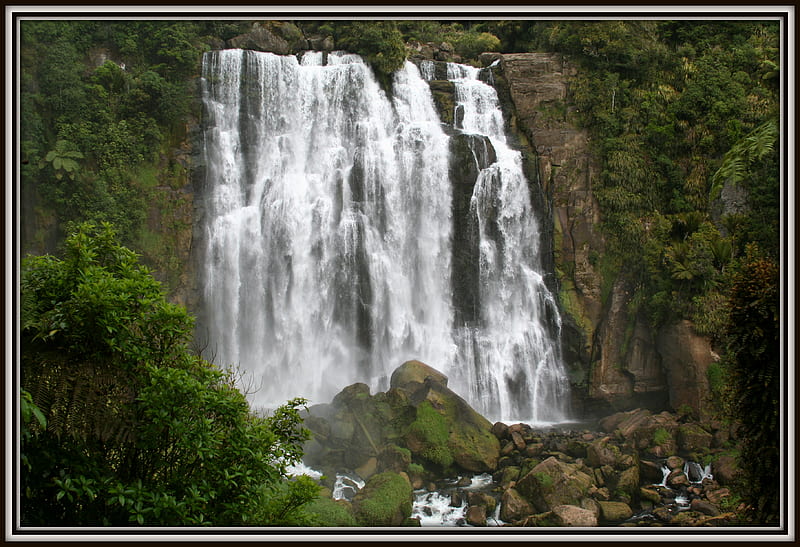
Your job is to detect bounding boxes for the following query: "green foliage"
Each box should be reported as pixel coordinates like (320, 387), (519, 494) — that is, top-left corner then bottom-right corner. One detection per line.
(722, 245), (779, 523)
(336, 22), (407, 88)
(20, 223), (315, 526)
(20, 20), (203, 249)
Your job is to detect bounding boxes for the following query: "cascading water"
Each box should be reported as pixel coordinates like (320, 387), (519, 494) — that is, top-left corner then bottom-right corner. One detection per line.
(433, 62), (570, 423)
(198, 49), (570, 423)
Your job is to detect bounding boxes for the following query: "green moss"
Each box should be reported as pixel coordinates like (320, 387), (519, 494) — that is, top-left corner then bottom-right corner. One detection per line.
(533, 471), (554, 489)
(406, 401), (453, 468)
(354, 472), (413, 526)
(653, 427), (671, 447)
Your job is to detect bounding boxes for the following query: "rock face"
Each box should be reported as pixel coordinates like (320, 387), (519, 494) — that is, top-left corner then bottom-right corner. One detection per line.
(496, 52), (715, 417)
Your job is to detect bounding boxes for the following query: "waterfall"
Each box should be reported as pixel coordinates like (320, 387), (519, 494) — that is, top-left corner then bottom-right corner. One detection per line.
(436, 62), (570, 424)
(198, 49), (570, 423)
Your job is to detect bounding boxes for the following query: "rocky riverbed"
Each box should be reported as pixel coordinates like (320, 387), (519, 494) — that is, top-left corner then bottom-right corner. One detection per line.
(298, 360), (744, 527)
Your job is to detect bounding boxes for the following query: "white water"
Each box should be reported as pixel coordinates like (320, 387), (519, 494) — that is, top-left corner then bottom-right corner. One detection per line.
(199, 50), (570, 423)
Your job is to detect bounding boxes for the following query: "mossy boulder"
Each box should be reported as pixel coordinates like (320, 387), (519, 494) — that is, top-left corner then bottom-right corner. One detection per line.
(352, 471), (413, 526)
(305, 361), (499, 478)
(515, 456), (595, 513)
(676, 423), (714, 454)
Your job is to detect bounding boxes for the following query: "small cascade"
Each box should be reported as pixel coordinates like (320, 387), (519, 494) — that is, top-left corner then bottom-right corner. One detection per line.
(411, 491), (468, 526)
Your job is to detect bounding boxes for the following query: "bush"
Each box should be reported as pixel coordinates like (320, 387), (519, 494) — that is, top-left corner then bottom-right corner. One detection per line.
(20, 223), (315, 526)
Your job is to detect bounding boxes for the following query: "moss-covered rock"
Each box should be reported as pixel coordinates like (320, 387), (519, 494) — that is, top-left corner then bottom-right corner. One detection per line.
(352, 471), (413, 526)
(306, 496), (357, 526)
(515, 456), (594, 513)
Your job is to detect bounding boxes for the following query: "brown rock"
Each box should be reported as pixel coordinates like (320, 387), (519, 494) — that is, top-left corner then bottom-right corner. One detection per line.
(656, 320), (716, 416)
(597, 501), (633, 523)
(515, 457), (594, 513)
(491, 421), (509, 440)
(511, 431), (527, 451)
(690, 499), (721, 517)
(711, 455), (742, 486)
(500, 488), (535, 523)
(552, 504), (598, 527)
(666, 470), (689, 488)
(524, 443), (545, 457)
(666, 455), (685, 470)
(586, 437), (620, 468)
(705, 487), (731, 505)
(466, 505), (487, 526)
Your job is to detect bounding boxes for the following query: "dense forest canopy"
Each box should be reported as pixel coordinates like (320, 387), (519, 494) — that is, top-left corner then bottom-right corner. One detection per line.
(17, 17), (783, 526)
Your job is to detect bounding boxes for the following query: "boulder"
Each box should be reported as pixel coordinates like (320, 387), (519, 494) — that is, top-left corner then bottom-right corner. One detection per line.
(711, 455), (741, 486)
(586, 437), (621, 468)
(552, 504), (598, 527)
(666, 470), (689, 488)
(515, 456), (594, 513)
(616, 466), (640, 498)
(227, 22), (294, 54)
(639, 460), (666, 484)
(466, 505), (487, 526)
(500, 488), (535, 523)
(390, 360), (448, 390)
(597, 501), (633, 523)
(677, 423), (714, 454)
(690, 499), (721, 517)
(352, 471), (413, 526)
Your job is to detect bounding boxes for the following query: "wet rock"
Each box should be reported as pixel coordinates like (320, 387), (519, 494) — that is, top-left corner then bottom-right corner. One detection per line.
(500, 487), (535, 522)
(666, 470), (689, 488)
(690, 499), (721, 517)
(356, 457), (378, 480)
(616, 466), (639, 498)
(666, 455), (685, 470)
(450, 491), (463, 507)
(466, 505), (487, 526)
(390, 360), (448, 389)
(467, 491), (496, 513)
(456, 476), (472, 487)
(501, 441), (516, 456)
(492, 421), (510, 440)
(524, 443), (545, 457)
(639, 487), (661, 504)
(639, 460), (666, 483)
(552, 504), (598, 527)
(597, 501), (633, 523)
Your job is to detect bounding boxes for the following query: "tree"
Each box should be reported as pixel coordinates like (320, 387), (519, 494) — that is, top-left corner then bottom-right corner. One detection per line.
(723, 245), (780, 523)
(20, 222), (317, 526)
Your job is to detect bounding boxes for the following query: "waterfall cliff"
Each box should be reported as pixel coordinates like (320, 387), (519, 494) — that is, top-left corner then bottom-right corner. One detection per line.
(198, 49), (569, 423)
